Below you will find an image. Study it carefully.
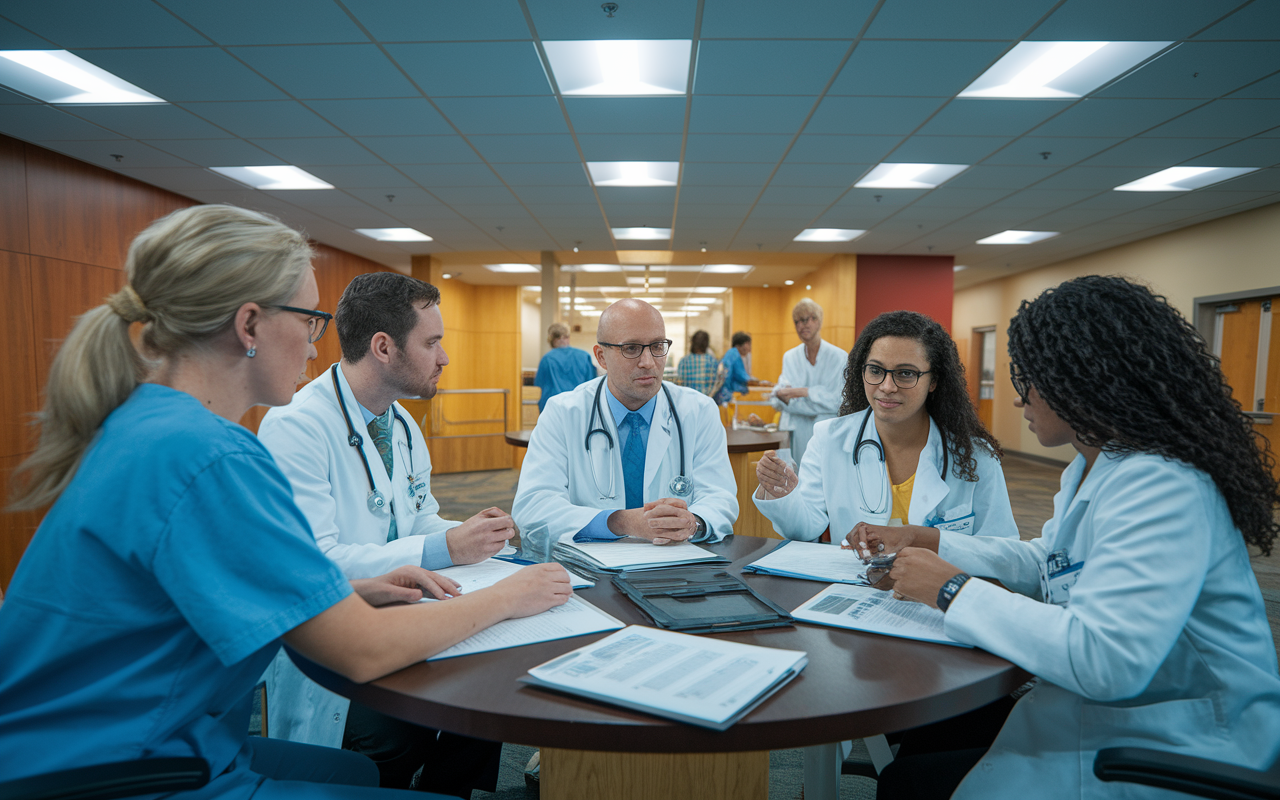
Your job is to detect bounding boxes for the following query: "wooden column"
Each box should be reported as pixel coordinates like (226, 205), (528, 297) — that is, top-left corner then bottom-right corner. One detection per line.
(539, 749), (768, 800)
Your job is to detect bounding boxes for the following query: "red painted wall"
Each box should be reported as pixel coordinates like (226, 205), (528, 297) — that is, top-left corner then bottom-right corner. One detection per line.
(854, 254), (954, 336)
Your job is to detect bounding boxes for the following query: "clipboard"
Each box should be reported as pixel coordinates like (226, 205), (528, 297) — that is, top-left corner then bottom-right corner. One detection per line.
(611, 567), (793, 634)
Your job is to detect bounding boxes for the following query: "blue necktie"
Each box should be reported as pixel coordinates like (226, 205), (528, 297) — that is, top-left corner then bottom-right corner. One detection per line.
(622, 411), (648, 510)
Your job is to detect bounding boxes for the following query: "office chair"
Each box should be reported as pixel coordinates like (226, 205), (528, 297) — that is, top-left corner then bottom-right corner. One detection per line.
(1094, 747), (1280, 800)
(0, 757), (210, 800)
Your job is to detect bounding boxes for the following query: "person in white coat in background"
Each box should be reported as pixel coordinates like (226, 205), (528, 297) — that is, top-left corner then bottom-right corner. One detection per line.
(858, 276), (1280, 800)
(259, 272), (514, 797)
(767, 298), (847, 465)
(513, 299), (738, 561)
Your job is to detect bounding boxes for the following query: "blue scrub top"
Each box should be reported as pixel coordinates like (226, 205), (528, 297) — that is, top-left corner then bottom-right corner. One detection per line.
(0, 384), (351, 796)
(535, 346), (596, 412)
(715, 347), (750, 404)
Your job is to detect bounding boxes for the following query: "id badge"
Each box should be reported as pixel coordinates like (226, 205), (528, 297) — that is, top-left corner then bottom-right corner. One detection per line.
(1040, 548), (1083, 606)
(409, 478), (428, 512)
(931, 512), (975, 536)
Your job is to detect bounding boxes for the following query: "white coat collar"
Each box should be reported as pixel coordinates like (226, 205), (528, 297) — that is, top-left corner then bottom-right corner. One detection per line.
(841, 407), (951, 524)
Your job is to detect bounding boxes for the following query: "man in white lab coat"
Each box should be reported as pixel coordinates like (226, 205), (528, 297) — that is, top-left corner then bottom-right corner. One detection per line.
(513, 299), (738, 560)
(259, 272), (509, 796)
(768, 298), (848, 466)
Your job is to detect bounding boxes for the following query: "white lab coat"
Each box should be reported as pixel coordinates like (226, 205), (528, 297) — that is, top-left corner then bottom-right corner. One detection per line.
(258, 363), (460, 748)
(513, 377), (739, 561)
(754, 408), (1018, 543)
(767, 339), (847, 465)
(940, 450), (1280, 799)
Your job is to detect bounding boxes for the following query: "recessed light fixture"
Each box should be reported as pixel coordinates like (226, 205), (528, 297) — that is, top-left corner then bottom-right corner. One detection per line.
(543, 40), (691, 96)
(794, 228), (866, 242)
(211, 166), (333, 190)
(855, 163), (969, 190)
(959, 41), (1171, 99)
(558, 286), (571, 292)
(354, 227), (433, 242)
(612, 227), (672, 241)
(483, 263), (540, 273)
(953, 265), (968, 272)
(441, 273), (453, 279)
(563, 263), (622, 273)
(626, 276), (666, 285)
(0, 50), (166, 104)
(784, 280), (795, 286)
(805, 284), (812, 290)
(976, 230), (1059, 245)
(684, 297), (716, 304)
(1114, 166), (1258, 192)
(692, 286), (729, 294)
(587, 161), (679, 187)
(702, 264), (753, 274)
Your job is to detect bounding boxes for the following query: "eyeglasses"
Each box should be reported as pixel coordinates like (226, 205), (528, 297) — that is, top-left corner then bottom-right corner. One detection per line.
(598, 339), (672, 359)
(270, 305), (333, 343)
(863, 364), (931, 389)
(794, 316), (818, 325)
(1010, 365), (1030, 403)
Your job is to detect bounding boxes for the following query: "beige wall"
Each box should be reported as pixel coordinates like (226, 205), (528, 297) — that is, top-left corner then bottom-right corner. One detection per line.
(955, 201), (1280, 462)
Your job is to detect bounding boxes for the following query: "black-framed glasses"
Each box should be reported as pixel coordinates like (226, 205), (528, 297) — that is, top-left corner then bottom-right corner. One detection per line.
(270, 305), (332, 343)
(598, 339), (672, 359)
(1010, 364), (1030, 403)
(862, 364), (931, 389)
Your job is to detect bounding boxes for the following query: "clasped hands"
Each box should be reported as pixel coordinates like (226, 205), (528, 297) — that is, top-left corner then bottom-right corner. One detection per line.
(608, 497), (699, 546)
(841, 522), (959, 610)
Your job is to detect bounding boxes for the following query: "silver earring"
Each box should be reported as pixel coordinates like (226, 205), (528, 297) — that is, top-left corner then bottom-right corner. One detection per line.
(246, 347), (257, 358)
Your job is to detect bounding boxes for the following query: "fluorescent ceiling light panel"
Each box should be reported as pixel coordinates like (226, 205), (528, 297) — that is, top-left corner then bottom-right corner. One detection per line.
(1114, 166), (1258, 192)
(959, 41), (1170, 99)
(626, 276), (667, 285)
(0, 50), (166, 104)
(612, 227), (672, 240)
(684, 297), (716, 304)
(483, 263), (540, 273)
(692, 286), (729, 294)
(675, 306), (708, 313)
(702, 264), (753, 274)
(976, 230), (1059, 245)
(793, 228), (866, 242)
(855, 163), (969, 189)
(211, 166), (333, 190)
(570, 263), (622, 272)
(544, 40), (691, 96)
(354, 228), (432, 242)
(954, 265), (968, 272)
(588, 161), (679, 187)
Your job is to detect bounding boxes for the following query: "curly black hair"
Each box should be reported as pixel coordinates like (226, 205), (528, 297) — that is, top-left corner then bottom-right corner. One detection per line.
(1007, 275), (1280, 556)
(839, 310), (1001, 482)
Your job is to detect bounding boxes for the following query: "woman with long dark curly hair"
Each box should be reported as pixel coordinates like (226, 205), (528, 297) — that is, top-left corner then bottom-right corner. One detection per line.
(755, 310), (1017, 545)
(860, 276), (1280, 800)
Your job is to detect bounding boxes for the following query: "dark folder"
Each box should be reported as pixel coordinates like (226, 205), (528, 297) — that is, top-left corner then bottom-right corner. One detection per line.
(612, 567), (793, 634)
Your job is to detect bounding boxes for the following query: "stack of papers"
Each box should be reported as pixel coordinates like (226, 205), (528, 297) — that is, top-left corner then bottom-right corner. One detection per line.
(521, 625), (808, 730)
(742, 540), (872, 585)
(429, 557), (594, 595)
(428, 595), (623, 661)
(791, 584), (970, 648)
(552, 539), (729, 573)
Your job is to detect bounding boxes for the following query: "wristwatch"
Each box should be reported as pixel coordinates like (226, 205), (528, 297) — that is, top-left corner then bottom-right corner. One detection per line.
(937, 573), (971, 613)
(692, 515), (708, 541)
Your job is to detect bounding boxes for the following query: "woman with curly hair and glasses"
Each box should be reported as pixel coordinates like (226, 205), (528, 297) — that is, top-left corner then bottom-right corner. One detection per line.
(858, 276), (1280, 800)
(754, 310), (1018, 546)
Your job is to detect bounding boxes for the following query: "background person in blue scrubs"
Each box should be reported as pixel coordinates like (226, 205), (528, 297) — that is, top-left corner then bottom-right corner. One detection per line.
(534, 322), (596, 412)
(859, 276), (1280, 800)
(0, 204), (572, 799)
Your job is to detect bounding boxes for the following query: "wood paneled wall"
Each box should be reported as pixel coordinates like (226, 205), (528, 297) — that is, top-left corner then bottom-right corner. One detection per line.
(0, 135), (393, 589)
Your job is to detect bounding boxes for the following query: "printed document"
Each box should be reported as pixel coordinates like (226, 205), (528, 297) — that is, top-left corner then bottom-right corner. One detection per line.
(555, 539), (726, 571)
(430, 558), (594, 594)
(521, 625), (808, 730)
(792, 584), (971, 647)
(743, 540), (871, 584)
(428, 595), (623, 661)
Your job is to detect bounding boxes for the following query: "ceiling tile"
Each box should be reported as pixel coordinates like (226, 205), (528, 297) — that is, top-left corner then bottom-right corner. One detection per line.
(116, 166), (246, 191)
(831, 188), (928, 208)
(70, 48), (286, 102)
(910, 187), (1014, 207)
(694, 40), (850, 95)
(306, 165), (416, 187)
(982, 137), (1123, 166)
(251, 137), (385, 166)
(785, 134), (899, 163)
(770, 162), (865, 186)
(688, 96), (815, 134)
(1099, 43), (1280, 100)
(564, 98), (687, 134)
(2, 0), (209, 47)
(434, 97), (567, 135)
(527, 0), (696, 39)
(66, 105), (230, 139)
(41, 139), (190, 169)
(1191, 1), (1280, 39)
(756, 185), (846, 205)
(917, 100), (1069, 137)
(493, 163), (588, 186)
(0, 87), (37, 104)
(864, 0), (1059, 39)
(306, 99), (454, 137)
(831, 41), (1007, 97)
(598, 187), (677, 204)
(1080, 137), (1235, 167)
(387, 42), (550, 97)
(1231, 73), (1280, 100)
(1147, 189), (1274, 210)
(0, 15), (56, 48)
(513, 186), (597, 204)
(700, 0), (875, 37)
(356, 135), (481, 164)
(942, 164), (1059, 190)
(343, 0), (532, 40)
(1031, 98), (1204, 137)
(181, 101), (341, 138)
(470, 134), (581, 163)
(1144, 99), (1280, 139)
(676, 203), (752, 219)
(0, 104), (123, 140)
(1197, 167), (1280, 192)
(429, 186), (519, 205)
(1034, 166), (1150, 190)
(1031, 0), (1241, 39)
(684, 134), (793, 162)
(161, 0), (368, 44)
(399, 163), (502, 187)
(577, 134), (683, 161)
(806, 97), (946, 135)
(889, 135), (1011, 163)
(344, 187), (445, 207)
(230, 45), (416, 99)
(680, 162), (775, 186)
(986, 188), (1100, 209)
(145, 138), (283, 166)
(1183, 138), (1280, 168)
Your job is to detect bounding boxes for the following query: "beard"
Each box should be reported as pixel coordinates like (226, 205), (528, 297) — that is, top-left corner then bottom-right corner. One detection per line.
(388, 352), (439, 400)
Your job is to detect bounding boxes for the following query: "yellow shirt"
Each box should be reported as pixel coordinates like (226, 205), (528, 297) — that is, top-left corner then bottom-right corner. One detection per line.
(890, 470), (915, 525)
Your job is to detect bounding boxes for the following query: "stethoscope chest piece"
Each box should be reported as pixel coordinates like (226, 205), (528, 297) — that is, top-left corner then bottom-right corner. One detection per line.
(367, 490), (387, 514)
(669, 474), (693, 497)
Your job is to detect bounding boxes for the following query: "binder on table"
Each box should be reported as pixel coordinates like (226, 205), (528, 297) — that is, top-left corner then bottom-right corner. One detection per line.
(612, 566), (793, 634)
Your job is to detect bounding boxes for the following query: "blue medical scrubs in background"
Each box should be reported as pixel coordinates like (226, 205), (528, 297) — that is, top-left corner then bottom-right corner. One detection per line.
(535, 346), (596, 412)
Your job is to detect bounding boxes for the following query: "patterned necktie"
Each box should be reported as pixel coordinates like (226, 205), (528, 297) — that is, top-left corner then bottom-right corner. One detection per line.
(367, 410), (398, 541)
(622, 411), (649, 510)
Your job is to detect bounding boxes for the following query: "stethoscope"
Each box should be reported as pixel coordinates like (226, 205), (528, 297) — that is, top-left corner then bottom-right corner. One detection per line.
(852, 410), (948, 516)
(331, 368), (416, 516)
(585, 380), (692, 501)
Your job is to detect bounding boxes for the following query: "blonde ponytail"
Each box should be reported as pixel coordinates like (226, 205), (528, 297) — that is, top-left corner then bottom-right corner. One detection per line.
(9, 205), (311, 510)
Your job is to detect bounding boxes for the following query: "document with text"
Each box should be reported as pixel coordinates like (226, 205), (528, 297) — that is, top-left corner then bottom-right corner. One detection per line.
(427, 595), (623, 661)
(792, 584), (971, 647)
(521, 625), (808, 730)
(430, 557), (594, 594)
(742, 540), (871, 584)
(553, 539), (728, 572)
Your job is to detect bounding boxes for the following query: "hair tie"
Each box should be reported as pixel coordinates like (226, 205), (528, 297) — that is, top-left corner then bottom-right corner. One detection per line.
(107, 285), (152, 324)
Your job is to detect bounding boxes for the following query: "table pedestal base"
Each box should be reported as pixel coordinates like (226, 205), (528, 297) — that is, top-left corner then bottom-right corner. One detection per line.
(540, 748), (768, 800)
